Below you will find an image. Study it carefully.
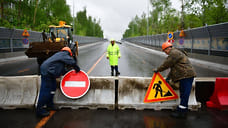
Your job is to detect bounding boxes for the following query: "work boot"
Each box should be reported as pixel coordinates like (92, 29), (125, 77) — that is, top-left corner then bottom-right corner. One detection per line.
(116, 72), (120, 76)
(37, 110), (50, 117)
(170, 106), (188, 119)
(111, 72), (114, 76)
(170, 111), (187, 119)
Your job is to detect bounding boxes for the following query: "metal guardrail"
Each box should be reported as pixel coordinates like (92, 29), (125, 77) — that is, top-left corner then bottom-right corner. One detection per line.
(0, 27), (105, 52)
(73, 35), (104, 44)
(122, 22), (228, 56)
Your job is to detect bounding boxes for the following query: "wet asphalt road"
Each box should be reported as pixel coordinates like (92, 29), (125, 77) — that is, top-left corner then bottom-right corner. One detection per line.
(78, 41), (228, 77)
(0, 41), (228, 128)
(45, 109), (228, 128)
(0, 108), (228, 128)
(0, 57), (38, 76)
(0, 41), (227, 77)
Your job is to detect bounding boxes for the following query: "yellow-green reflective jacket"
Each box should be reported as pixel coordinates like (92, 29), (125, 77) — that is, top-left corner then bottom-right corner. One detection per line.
(107, 43), (121, 66)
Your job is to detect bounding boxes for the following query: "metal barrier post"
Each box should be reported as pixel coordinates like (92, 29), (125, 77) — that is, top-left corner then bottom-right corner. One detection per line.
(10, 29), (15, 52)
(205, 24), (212, 56)
(188, 28), (193, 53)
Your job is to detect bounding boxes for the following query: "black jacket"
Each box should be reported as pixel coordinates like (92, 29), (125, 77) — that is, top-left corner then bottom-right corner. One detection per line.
(40, 51), (79, 77)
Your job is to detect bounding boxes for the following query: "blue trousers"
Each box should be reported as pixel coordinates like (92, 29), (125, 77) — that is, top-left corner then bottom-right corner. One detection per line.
(179, 77), (194, 110)
(37, 75), (57, 114)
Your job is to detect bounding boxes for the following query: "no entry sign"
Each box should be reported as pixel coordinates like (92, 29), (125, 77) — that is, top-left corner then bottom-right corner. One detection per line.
(60, 70), (90, 99)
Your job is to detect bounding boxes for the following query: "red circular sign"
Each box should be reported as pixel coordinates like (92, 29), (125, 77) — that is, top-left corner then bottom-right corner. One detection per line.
(179, 38), (184, 45)
(23, 38), (29, 44)
(168, 39), (174, 43)
(60, 70), (90, 99)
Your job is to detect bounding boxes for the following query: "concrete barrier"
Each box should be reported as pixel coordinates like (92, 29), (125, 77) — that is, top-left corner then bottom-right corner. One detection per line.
(53, 76), (116, 110)
(118, 76), (201, 111)
(188, 79), (201, 110)
(0, 75), (38, 109)
(0, 75), (213, 111)
(195, 77), (216, 105)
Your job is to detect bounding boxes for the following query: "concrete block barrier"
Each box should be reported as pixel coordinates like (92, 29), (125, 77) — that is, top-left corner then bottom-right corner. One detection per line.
(118, 76), (201, 111)
(0, 75), (38, 109)
(194, 77), (216, 105)
(0, 75), (212, 111)
(53, 76), (116, 110)
(188, 79), (201, 110)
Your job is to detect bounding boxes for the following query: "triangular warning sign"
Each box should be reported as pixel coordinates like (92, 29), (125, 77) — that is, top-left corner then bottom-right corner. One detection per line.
(22, 29), (30, 37)
(144, 72), (178, 103)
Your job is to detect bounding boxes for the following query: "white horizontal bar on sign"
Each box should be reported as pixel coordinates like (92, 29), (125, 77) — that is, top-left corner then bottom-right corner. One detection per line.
(65, 81), (86, 87)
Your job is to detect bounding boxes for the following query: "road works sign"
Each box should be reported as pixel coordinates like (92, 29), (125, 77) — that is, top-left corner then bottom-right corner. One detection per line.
(22, 29), (30, 37)
(60, 70), (90, 99)
(144, 72), (178, 103)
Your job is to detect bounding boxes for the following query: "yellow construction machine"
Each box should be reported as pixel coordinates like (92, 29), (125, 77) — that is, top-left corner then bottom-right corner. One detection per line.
(25, 21), (78, 68)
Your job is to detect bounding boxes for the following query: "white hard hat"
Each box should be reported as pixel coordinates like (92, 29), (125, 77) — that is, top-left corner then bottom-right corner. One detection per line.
(110, 38), (115, 42)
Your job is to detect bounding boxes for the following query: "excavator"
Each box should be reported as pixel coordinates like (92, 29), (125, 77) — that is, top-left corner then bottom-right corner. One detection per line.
(25, 21), (78, 71)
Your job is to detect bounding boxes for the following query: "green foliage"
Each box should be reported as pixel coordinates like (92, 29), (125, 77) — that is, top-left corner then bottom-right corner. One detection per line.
(123, 0), (228, 38)
(1, 19), (13, 28)
(0, 0), (103, 37)
(73, 8), (103, 37)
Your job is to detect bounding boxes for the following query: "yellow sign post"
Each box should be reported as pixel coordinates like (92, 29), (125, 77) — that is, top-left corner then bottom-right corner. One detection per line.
(167, 32), (173, 40)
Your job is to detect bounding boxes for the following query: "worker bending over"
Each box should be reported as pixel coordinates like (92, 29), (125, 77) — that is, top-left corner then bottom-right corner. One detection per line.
(36, 47), (80, 117)
(154, 42), (196, 118)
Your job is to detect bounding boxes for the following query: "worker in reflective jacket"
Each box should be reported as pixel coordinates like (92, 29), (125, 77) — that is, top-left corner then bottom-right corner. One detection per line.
(106, 39), (121, 76)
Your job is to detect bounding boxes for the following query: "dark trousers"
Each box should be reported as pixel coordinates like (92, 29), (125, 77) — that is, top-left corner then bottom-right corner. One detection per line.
(178, 77), (194, 111)
(37, 75), (56, 114)
(111, 65), (119, 73)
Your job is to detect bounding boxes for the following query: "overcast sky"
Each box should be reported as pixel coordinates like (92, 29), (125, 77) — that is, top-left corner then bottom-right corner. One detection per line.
(66, 0), (181, 40)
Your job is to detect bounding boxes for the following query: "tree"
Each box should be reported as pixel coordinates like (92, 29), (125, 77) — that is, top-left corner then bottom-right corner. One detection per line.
(205, 0), (228, 24)
(185, 0), (228, 25)
(122, 0), (228, 38)
(73, 8), (103, 37)
(0, 0), (73, 31)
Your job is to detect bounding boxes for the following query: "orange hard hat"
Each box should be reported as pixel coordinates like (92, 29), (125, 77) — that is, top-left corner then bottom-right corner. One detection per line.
(61, 47), (72, 56)
(162, 42), (173, 51)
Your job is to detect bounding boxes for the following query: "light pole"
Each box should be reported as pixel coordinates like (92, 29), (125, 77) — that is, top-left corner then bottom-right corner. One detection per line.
(181, 0), (184, 29)
(73, 0), (75, 34)
(147, 0), (149, 44)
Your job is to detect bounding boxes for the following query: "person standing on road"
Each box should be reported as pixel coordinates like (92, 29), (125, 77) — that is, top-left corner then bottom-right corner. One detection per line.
(106, 38), (121, 76)
(36, 47), (80, 117)
(153, 42), (196, 118)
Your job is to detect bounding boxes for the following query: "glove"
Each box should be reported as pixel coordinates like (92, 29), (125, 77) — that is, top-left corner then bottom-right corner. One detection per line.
(74, 65), (80, 73)
(165, 77), (170, 83)
(153, 68), (158, 73)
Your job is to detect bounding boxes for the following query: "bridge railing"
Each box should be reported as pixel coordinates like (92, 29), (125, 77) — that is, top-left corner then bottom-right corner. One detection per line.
(122, 22), (228, 57)
(0, 27), (105, 52)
